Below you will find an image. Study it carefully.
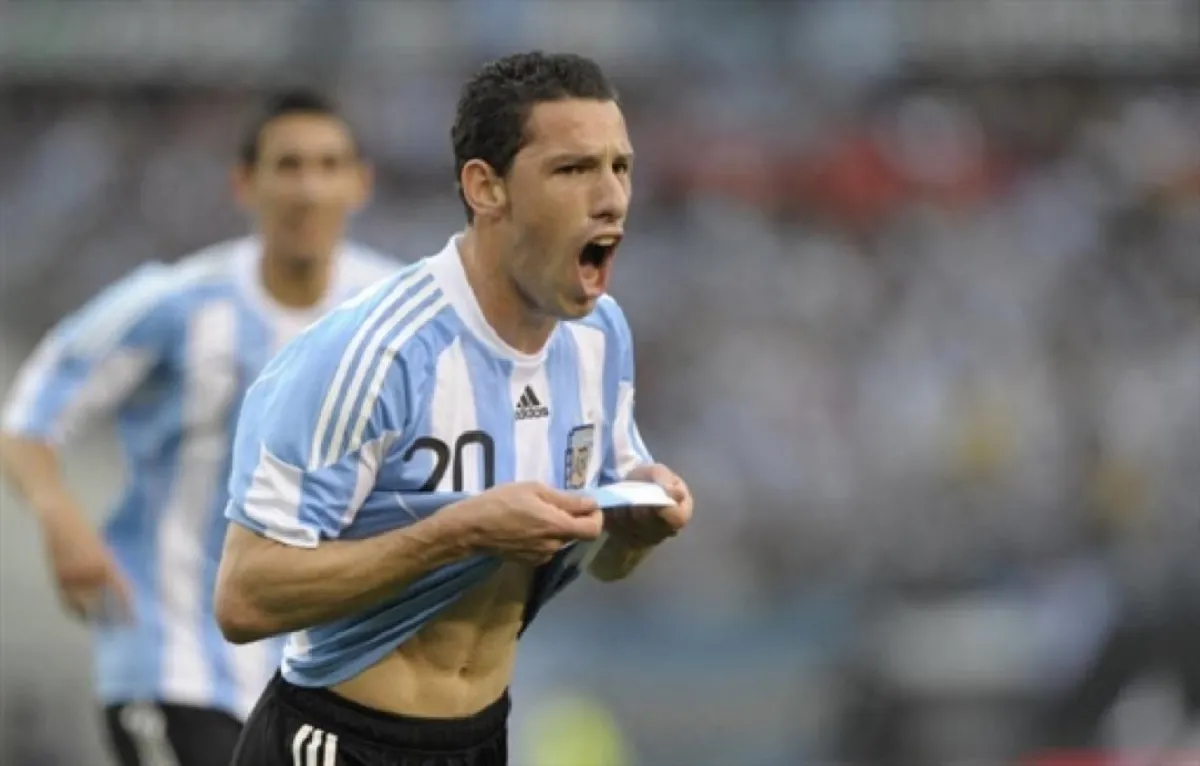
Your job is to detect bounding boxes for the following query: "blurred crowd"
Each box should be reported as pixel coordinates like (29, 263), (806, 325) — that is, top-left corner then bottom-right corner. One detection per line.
(1, 16), (1199, 762)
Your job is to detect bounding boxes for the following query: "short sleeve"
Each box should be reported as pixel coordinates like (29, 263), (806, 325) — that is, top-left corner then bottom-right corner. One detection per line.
(1, 263), (177, 445)
(597, 299), (653, 484)
(225, 317), (407, 548)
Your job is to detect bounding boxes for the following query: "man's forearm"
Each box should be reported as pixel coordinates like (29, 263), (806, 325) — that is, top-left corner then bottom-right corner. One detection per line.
(216, 513), (475, 643)
(0, 434), (79, 520)
(587, 533), (655, 582)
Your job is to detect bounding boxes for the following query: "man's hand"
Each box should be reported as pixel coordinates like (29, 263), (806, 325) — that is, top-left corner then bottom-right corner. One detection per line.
(443, 482), (603, 565)
(603, 463), (693, 549)
(40, 505), (133, 623)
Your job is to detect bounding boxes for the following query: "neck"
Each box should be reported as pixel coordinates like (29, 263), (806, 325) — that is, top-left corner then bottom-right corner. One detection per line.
(259, 245), (333, 309)
(458, 227), (555, 355)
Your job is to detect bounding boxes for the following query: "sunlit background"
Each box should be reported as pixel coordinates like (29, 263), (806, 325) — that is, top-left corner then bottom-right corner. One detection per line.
(2, 2), (1199, 764)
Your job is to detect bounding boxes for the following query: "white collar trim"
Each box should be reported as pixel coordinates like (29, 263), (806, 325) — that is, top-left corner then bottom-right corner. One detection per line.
(427, 234), (550, 367)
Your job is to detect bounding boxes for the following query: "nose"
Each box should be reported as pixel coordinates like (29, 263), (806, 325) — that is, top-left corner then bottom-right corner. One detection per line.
(295, 168), (326, 202)
(590, 168), (629, 225)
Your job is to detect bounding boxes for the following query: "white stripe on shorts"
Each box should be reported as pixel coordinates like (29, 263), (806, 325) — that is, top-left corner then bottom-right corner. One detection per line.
(291, 722), (339, 765)
(118, 702), (181, 766)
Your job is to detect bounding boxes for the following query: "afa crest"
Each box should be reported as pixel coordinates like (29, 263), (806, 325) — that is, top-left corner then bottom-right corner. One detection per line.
(564, 424), (597, 490)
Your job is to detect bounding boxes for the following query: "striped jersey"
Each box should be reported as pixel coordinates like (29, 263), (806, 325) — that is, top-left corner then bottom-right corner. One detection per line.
(1, 237), (399, 720)
(225, 234), (653, 688)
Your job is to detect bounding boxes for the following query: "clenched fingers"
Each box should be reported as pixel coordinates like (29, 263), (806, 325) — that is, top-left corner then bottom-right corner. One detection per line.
(537, 486), (599, 516)
(553, 508), (604, 541)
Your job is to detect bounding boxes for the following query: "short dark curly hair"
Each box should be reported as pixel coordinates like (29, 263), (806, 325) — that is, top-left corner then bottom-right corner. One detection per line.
(451, 51), (618, 221)
(238, 88), (352, 167)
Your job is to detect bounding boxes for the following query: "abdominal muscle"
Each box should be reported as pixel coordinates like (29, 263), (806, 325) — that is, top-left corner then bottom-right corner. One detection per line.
(329, 562), (533, 718)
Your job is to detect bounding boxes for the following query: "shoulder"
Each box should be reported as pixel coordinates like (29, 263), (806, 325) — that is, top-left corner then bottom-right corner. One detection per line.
(254, 260), (452, 463)
(273, 258), (451, 388)
(140, 239), (246, 315)
(58, 240), (244, 351)
(170, 238), (246, 286)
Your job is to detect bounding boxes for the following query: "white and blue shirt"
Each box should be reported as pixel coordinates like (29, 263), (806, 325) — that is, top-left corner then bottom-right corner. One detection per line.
(226, 235), (653, 688)
(1, 237), (399, 720)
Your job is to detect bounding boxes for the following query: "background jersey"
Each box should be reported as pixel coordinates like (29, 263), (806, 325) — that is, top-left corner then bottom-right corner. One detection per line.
(1, 237), (399, 720)
(226, 235), (652, 688)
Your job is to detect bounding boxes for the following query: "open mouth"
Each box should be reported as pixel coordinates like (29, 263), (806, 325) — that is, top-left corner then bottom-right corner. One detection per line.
(579, 238), (618, 268)
(577, 235), (620, 298)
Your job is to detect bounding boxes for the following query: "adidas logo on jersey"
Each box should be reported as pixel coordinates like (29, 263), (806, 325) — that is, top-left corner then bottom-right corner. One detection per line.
(515, 385), (549, 420)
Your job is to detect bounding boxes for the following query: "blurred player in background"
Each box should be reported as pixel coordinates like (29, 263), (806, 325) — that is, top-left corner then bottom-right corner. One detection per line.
(0, 89), (397, 766)
(215, 52), (693, 765)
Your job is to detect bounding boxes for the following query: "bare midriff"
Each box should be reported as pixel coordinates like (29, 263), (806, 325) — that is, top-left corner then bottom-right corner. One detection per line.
(329, 562), (533, 718)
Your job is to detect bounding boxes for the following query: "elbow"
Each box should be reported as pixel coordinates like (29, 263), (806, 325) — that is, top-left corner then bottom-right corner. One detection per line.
(216, 609), (266, 646)
(214, 573), (276, 645)
(214, 591), (265, 645)
(0, 432), (36, 477)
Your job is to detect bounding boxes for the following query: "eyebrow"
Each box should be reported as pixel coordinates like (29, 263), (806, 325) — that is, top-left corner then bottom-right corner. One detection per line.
(545, 150), (635, 166)
(272, 146), (357, 161)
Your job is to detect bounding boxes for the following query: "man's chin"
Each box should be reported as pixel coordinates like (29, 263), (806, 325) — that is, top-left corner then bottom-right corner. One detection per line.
(556, 294), (599, 320)
(269, 229), (339, 261)
(275, 244), (332, 268)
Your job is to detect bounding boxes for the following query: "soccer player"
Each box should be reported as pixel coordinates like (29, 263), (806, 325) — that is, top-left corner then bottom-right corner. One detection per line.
(0, 90), (397, 766)
(217, 52), (694, 765)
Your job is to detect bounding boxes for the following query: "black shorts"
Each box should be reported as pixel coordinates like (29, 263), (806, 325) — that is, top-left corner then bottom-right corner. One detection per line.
(231, 673), (509, 766)
(104, 701), (242, 766)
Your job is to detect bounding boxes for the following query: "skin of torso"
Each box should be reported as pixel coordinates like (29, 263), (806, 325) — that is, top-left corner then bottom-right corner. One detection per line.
(330, 562), (534, 717)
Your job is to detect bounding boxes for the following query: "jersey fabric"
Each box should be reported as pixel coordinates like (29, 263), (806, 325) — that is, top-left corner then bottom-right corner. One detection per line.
(1, 237), (399, 720)
(225, 234), (653, 688)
